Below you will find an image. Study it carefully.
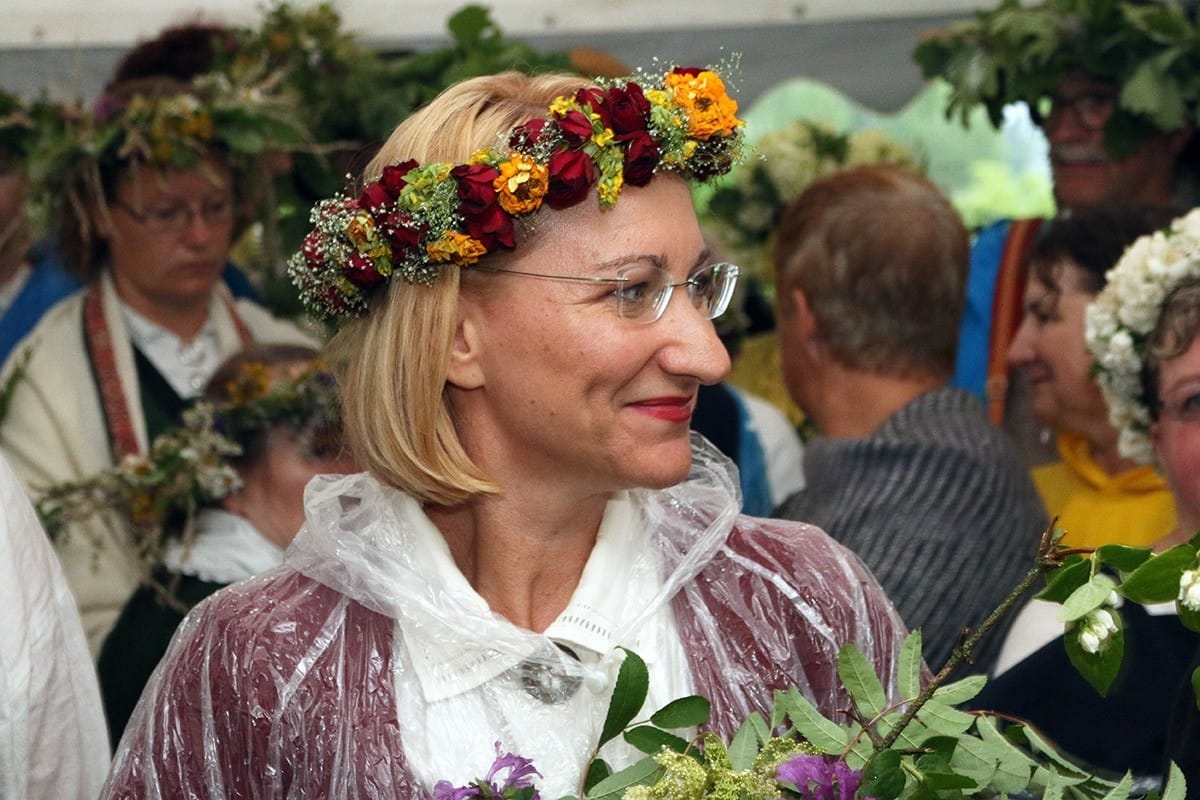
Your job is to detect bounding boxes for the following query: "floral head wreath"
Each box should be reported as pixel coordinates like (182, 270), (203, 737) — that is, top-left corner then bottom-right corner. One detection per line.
(287, 66), (746, 319)
(913, 0), (1200, 157)
(35, 359), (340, 565)
(1086, 207), (1200, 463)
(34, 74), (311, 216)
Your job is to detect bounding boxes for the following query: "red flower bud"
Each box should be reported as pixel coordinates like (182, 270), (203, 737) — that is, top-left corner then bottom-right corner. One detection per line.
(620, 131), (660, 187)
(357, 182), (390, 213)
(606, 83), (651, 136)
(555, 110), (594, 147)
(461, 203), (515, 251)
(574, 87), (611, 129)
(343, 252), (385, 287)
(509, 118), (549, 150)
(379, 160), (418, 196)
(545, 149), (597, 209)
(451, 163), (514, 250)
(670, 66), (702, 77)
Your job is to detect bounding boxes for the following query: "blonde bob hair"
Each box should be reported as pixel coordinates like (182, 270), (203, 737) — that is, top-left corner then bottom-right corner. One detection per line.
(329, 71), (594, 506)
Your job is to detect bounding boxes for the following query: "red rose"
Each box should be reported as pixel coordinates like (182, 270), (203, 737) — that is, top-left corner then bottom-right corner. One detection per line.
(545, 149), (597, 209)
(380, 210), (424, 254)
(379, 160), (417, 196)
(343, 252), (385, 287)
(555, 110), (594, 147)
(671, 66), (702, 77)
(574, 87), (611, 129)
(301, 230), (326, 268)
(606, 83), (650, 135)
(461, 203), (515, 251)
(509, 118), (549, 150)
(452, 163), (501, 212)
(620, 131), (660, 187)
(451, 163), (514, 250)
(357, 182), (390, 213)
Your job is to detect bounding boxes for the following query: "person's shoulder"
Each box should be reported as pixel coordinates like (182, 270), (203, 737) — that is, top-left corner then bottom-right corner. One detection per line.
(0, 287), (87, 376)
(725, 515), (865, 581)
(186, 567), (365, 649)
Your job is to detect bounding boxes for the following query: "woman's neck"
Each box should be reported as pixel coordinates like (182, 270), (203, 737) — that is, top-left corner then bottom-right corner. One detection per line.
(1081, 423), (1139, 477)
(426, 489), (609, 632)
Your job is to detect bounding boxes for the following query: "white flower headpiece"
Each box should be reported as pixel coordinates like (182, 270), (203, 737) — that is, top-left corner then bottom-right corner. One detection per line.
(1086, 207), (1200, 464)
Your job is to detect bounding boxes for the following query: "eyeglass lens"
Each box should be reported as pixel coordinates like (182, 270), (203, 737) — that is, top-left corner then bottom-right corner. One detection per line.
(615, 262), (739, 323)
(1044, 92), (1115, 131)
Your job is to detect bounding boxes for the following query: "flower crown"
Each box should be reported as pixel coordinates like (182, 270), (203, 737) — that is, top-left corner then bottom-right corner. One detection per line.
(913, 0), (1200, 156)
(35, 359), (340, 560)
(1086, 208), (1200, 464)
(34, 74), (311, 210)
(287, 66), (746, 319)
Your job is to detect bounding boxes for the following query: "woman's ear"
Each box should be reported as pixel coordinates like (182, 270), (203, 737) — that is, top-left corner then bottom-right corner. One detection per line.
(446, 301), (486, 391)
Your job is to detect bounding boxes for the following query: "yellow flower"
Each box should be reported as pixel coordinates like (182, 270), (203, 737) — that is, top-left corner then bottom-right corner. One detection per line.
(664, 70), (742, 139)
(548, 97), (578, 116)
(180, 111), (214, 141)
(591, 127), (614, 148)
(493, 153), (549, 215)
(597, 173), (624, 207)
(343, 211), (379, 248)
(427, 231), (487, 265)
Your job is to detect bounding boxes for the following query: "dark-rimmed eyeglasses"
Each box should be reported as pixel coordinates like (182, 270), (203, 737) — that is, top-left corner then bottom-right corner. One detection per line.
(112, 196), (235, 235)
(478, 261), (740, 324)
(1041, 91), (1116, 132)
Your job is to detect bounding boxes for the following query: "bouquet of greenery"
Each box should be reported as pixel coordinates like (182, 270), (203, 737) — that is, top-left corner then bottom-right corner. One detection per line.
(432, 526), (1195, 799)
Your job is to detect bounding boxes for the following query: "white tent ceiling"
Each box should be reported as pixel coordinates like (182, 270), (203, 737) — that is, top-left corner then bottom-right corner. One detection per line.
(5, 1), (996, 48)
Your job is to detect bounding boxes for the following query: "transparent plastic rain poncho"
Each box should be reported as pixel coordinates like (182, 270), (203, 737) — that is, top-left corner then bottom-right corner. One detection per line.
(102, 438), (909, 799)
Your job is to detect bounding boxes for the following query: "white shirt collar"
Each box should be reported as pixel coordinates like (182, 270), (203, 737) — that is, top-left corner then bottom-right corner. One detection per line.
(120, 302), (220, 398)
(398, 493), (662, 703)
(162, 508), (285, 583)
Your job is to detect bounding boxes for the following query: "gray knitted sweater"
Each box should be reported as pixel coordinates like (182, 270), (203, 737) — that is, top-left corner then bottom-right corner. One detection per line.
(775, 387), (1047, 673)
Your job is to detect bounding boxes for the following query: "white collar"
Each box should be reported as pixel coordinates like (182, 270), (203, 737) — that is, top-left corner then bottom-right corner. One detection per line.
(162, 508), (285, 583)
(120, 302), (220, 398)
(396, 493), (662, 702)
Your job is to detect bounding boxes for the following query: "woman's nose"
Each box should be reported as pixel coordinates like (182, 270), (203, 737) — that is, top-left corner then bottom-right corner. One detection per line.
(1007, 314), (1037, 369)
(657, 294), (732, 385)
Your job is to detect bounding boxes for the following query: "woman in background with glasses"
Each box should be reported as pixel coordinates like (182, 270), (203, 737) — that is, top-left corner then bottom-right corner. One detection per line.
(0, 77), (315, 656)
(103, 68), (910, 798)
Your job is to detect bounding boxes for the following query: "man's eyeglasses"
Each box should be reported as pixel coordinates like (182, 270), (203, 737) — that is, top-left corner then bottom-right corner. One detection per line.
(1041, 91), (1116, 132)
(478, 261), (740, 324)
(112, 196), (235, 234)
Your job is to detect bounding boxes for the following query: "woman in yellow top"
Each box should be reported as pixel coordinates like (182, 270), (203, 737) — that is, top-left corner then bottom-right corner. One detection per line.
(1007, 204), (1179, 548)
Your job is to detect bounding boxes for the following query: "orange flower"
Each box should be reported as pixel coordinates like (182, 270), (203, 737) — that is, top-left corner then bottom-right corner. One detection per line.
(493, 153), (549, 215)
(427, 231), (488, 265)
(664, 70), (742, 140)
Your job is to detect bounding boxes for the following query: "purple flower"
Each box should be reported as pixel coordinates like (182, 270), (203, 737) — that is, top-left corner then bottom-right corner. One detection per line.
(431, 780), (482, 800)
(428, 744), (542, 800)
(485, 743), (542, 794)
(777, 753), (863, 800)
